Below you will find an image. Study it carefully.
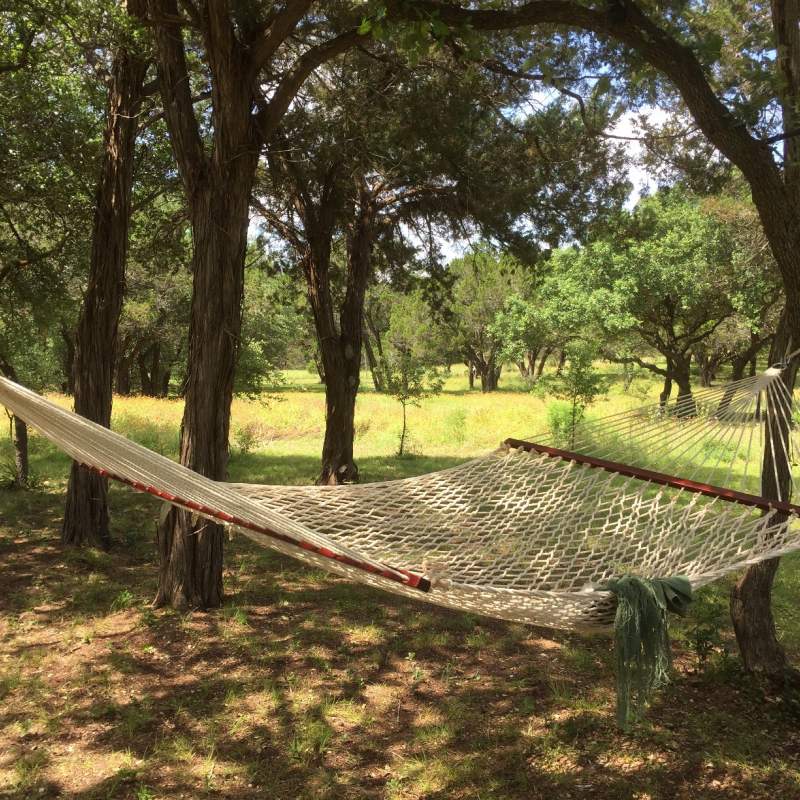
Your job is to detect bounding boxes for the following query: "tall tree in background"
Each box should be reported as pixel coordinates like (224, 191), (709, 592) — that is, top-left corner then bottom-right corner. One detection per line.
(62, 2), (150, 548)
(257, 41), (627, 480)
(0, 5), (95, 487)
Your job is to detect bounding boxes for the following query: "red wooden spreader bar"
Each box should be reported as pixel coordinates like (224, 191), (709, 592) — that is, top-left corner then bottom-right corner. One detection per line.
(504, 438), (800, 516)
(80, 463), (431, 593)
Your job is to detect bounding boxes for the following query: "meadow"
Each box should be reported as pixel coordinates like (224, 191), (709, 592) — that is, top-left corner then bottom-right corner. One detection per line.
(1, 366), (799, 799)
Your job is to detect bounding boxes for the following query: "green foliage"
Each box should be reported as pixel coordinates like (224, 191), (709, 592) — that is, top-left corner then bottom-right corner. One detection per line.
(236, 264), (305, 397)
(539, 343), (607, 447)
(381, 351), (444, 456)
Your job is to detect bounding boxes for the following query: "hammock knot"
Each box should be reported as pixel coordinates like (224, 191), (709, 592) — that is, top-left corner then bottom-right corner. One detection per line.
(605, 575), (692, 729)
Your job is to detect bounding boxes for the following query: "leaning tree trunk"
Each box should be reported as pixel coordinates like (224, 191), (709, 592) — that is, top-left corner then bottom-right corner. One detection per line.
(363, 329), (384, 392)
(62, 35), (147, 549)
(154, 168), (255, 609)
(658, 373), (673, 410)
(536, 347), (552, 379)
(730, 317), (799, 682)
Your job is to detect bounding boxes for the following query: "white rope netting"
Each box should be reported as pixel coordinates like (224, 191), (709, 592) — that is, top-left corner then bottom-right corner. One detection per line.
(1, 368), (799, 632)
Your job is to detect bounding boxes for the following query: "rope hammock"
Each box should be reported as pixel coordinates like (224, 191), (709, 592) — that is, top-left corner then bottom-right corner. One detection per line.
(1, 366), (798, 635)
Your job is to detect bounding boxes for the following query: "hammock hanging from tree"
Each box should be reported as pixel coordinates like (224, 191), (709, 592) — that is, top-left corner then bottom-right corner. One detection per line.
(1, 365), (798, 634)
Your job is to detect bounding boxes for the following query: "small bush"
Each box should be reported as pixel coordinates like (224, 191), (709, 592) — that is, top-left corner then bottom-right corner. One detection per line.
(547, 401), (585, 447)
(232, 421), (273, 454)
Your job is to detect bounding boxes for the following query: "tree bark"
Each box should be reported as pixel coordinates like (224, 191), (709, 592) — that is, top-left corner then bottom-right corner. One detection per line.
(62, 24), (148, 549)
(0, 357), (29, 487)
(730, 317), (798, 682)
(154, 170), (255, 608)
(363, 328), (384, 391)
(137, 348), (154, 395)
(467, 362), (475, 389)
(60, 325), (75, 394)
(536, 347), (552, 379)
(149, 0), (258, 608)
(479, 360), (501, 391)
(659, 373), (673, 409)
(317, 183), (375, 484)
(115, 350), (132, 395)
(672, 356), (696, 417)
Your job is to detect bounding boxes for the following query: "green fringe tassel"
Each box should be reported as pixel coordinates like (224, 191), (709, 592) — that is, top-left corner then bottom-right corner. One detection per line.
(605, 575), (693, 729)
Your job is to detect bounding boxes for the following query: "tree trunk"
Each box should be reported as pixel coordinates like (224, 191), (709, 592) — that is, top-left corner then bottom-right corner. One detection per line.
(556, 349), (566, 376)
(671, 355), (697, 417)
(0, 357), (29, 487)
(137, 348), (154, 395)
(62, 30), (147, 549)
(467, 362), (475, 389)
(363, 329), (384, 391)
(695, 350), (713, 388)
(12, 414), (29, 488)
(718, 332), (768, 415)
(479, 360), (501, 392)
(730, 317), (798, 682)
(159, 367), (171, 397)
(398, 400), (408, 456)
(526, 347), (540, 378)
(115, 351), (132, 395)
(154, 170), (256, 609)
(314, 185), (375, 484)
(537, 347), (552, 379)
(659, 373), (673, 410)
(60, 325), (76, 394)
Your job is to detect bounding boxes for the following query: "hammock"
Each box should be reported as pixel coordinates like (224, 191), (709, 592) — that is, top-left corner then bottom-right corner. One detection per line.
(1, 368), (799, 634)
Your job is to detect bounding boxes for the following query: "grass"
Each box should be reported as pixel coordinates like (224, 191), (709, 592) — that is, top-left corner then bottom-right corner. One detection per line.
(0, 364), (799, 798)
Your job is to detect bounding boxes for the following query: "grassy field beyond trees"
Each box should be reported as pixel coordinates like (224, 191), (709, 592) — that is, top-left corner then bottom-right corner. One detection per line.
(1, 367), (799, 799)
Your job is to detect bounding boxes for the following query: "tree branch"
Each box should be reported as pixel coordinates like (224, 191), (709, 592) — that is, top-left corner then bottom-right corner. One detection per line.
(0, 27), (35, 74)
(249, 0), (315, 78)
(255, 28), (367, 142)
(145, 0), (207, 194)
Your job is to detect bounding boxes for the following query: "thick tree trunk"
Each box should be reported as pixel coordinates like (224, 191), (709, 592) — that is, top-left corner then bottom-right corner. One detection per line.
(672, 356), (696, 417)
(144, 0), (363, 605)
(479, 360), (501, 392)
(556, 350), (566, 376)
(731, 317), (798, 682)
(62, 33), (147, 549)
(154, 172), (255, 609)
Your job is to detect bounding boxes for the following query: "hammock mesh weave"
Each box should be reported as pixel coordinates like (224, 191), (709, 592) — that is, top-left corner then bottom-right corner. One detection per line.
(1, 367), (799, 632)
